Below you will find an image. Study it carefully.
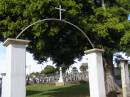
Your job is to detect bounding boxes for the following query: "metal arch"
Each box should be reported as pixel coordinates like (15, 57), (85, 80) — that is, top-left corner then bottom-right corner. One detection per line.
(16, 18), (95, 48)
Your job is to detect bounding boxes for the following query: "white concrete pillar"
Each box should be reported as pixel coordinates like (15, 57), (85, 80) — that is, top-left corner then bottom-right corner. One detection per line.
(84, 49), (106, 97)
(58, 67), (63, 82)
(2, 38), (29, 97)
(120, 59), (130, 97)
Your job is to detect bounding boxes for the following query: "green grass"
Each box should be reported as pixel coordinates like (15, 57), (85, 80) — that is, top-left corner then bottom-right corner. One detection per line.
(26, 83), (90, 97)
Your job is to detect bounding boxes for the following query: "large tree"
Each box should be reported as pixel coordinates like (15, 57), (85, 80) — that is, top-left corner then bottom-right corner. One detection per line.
(0, 0), (130, 94)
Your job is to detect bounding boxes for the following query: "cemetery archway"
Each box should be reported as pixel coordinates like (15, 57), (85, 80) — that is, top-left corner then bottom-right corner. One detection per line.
(1, 17), (107, 97)
(14, 18), (96, 96)
(15, 18), (99, 97)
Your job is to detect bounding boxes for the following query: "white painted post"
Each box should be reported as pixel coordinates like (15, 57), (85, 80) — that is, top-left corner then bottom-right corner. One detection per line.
(84, 49), (106, 97)
(120, 59), (130, 97)
(2, 38), (29, 97)
(58, 67), (63, 82)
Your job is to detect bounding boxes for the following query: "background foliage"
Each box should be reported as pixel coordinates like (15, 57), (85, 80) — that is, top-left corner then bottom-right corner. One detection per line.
(0, 0), (130, 67)
(41, 65), (57, 75)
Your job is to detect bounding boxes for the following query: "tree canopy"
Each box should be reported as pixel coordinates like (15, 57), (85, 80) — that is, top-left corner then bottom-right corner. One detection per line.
(0, 0), (130, 67)
(41, 65), (57, 75)
(80, 63), (88, 73)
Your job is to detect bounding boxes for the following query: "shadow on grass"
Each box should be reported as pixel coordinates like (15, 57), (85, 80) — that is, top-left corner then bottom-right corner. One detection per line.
(26, 90), (42, 96)
(40, 83), (90, 97)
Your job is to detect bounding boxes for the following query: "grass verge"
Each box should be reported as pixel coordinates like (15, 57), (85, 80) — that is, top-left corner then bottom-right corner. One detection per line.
(27, 83), (90, 97)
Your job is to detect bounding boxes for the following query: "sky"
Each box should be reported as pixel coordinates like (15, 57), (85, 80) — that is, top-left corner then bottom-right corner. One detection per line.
(0, 43), (87, 74)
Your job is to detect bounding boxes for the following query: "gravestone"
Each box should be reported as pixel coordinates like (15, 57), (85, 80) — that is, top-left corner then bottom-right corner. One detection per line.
(2, 38), (29, 97)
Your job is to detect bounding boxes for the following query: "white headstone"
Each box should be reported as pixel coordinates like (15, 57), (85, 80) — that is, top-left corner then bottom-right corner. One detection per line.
(85, 49), (106, 97)
(120, 59), (130, 97)
(58, 67), (64, 82)
(2, 38), (29, 97)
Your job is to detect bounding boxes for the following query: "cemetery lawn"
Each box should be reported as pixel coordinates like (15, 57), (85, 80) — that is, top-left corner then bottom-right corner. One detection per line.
(26, 83), (90, 97)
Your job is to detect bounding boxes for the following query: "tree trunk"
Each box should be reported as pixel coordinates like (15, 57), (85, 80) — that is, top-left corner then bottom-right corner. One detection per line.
(103, 57), (121, 95)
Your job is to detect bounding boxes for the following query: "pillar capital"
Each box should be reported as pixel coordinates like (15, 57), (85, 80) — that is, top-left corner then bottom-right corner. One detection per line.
(84, 48), (104, 54)
(3, 38), (30, 47)
(120, 59), (129, 63)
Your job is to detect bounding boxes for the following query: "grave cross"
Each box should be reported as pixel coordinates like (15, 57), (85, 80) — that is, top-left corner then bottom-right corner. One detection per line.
(55, 5), (66, 20)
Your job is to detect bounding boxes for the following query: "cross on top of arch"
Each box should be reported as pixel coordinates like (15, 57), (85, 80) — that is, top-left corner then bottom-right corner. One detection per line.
(55, 5), (66, 20)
